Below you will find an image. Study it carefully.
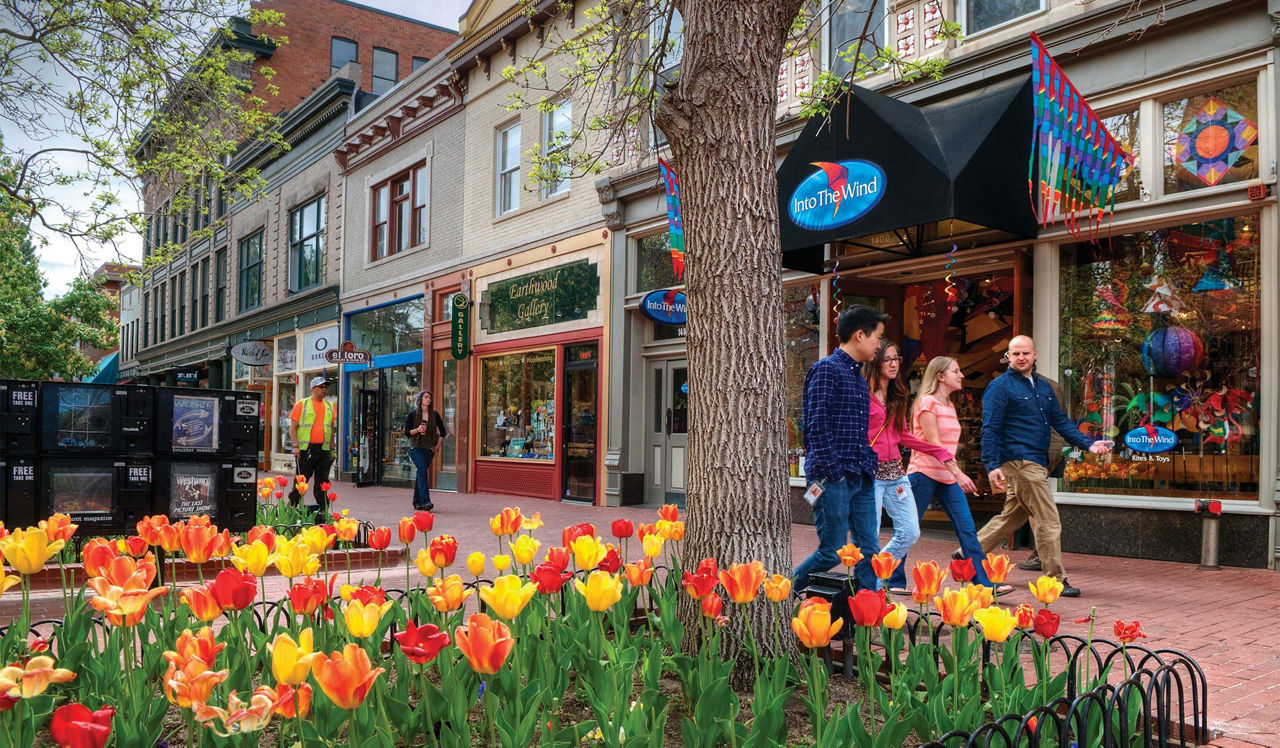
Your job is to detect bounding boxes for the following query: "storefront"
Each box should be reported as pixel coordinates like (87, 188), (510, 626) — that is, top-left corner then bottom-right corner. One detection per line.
(269, 324), (340, 474)
(466, 233), (610, 503)
(232, 346), (273, 470)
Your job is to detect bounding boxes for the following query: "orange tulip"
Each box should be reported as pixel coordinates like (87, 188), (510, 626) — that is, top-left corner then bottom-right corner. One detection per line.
(180, 585), (222, 622)
(156, 522), (184, 553)
(911, 560), (944, 605)
(428, 535), (458, 568)
(136, 515), (170, 546)
(718, 561), (767, 604)
(870, 552), (901, 581)
(81, 538), (119, 578)
(181, 522), (228, 565)
(334, 518), (359, 543)
(312, 643), (386, 710)
(837, 543), (863, 568)
(397, 517), (416, 545)
(964, 583), (995, 610)
(87, 558), (168, 627)
(454, 613), (514, 675)
(933, 587), (981, 627)
(658, 504), (679, 522)
(40, 513), (77, 543)
(163, 658), (228, 708)
(426, 574), (473, 612)
(623, 557), (654, 587)
(982, 553), (1012, 584)
(791, 597), (843, 648)
(273, 682), (312, 719)
(489, 507), (524, 537)
(701, 594), (724, 619)
(763, 574), (792, 603)
(0, 655), (76, 699)
(165, 627), (225, 669)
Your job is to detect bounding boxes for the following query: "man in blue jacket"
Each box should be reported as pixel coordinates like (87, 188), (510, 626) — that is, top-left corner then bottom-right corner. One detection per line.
(793, 305), (888, 593)
(976, 335), (1111, 597)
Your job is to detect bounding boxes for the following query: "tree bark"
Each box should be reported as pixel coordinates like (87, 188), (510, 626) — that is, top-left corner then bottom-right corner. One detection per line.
(656, 0), (806, 681)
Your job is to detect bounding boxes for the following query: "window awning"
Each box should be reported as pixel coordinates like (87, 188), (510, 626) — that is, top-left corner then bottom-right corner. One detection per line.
(777, 76), (1038, 273)
(85, 351), (118, 384)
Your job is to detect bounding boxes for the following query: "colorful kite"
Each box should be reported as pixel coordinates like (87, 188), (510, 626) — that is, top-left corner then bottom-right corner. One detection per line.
(1175, 96), (1257, 187)
(657, 158), (686, 280)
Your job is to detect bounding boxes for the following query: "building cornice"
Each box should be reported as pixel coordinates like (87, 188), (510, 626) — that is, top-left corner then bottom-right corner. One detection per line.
(335, 73), (464, 173)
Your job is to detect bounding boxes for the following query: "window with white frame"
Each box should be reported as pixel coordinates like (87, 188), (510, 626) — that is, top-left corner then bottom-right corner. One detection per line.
(496, 122), (521, 215)
(542, 100), (572, 197)
(962, 0), (1043, 35)
(827, 0), (887, 80)
(290, 194), (325, 292)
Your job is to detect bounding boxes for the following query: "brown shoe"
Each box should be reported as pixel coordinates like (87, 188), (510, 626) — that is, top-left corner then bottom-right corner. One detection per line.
(1017, 553), (1041, 571)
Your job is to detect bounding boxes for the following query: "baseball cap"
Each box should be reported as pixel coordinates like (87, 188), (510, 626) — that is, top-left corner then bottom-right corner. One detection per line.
(309, 376), (330, 389)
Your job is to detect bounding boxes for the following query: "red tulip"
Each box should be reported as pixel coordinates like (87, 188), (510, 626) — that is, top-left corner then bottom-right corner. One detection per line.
(848, 588), (891, 627)
(368, 527), (392, 551)
(658, 504), (679, 522)
(949, 558), (976, 583)
(412, 511), (434, 533)
(327, 492), (338, 502)
(428, 535), (458, 568)
(246, 525), (276, 552)
(529, 562), (572, 594)
(610, 519), (634, 539)
(347, 585), (387, 606)
(394, 620), (450, 664)
(561, 523), (595, 549)
(700, 594), (723, 619)
(1033, 608), (1060, 639)
(544, 546), (570, 573)
(121, 535), (149, 558)
(50, 703), (115, 748)
(321, 481), (332, 491)
(597, 546), (622, 574)
(682, 558), (719, 600)
(209, 568), (257, 611)
(1114, 619), (1146, 644)
(290, 575), (337, 619)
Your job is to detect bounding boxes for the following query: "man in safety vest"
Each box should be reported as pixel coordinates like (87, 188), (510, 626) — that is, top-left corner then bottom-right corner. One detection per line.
(289, 376), (336, 512)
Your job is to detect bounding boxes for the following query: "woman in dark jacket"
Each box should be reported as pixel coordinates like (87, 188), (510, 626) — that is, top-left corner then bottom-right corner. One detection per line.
(405, 390), (447, 511)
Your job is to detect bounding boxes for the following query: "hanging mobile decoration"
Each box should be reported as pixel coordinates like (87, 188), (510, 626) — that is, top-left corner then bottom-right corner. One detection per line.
(657, 158), (686, 280)
(943, 244), (958, 312)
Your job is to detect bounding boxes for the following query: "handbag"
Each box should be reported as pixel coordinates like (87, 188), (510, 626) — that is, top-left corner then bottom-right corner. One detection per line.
(869, 418), (904, 480)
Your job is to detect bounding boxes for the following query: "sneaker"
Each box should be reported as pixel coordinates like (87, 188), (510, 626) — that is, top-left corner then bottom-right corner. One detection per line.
(1017, 553), (1042, 571)
(423, 503), (435, 512)
(1059, 579), (1081, 598)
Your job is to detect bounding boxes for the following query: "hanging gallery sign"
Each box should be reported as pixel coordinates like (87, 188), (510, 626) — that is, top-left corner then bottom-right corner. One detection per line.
(480, 259), (599, 334)
(230, 341), (272, 367)
(450, 293), (472, 360)
(639, 289), (687, 326)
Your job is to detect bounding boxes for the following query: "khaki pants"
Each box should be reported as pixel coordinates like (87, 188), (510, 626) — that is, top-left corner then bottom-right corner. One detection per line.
(976, 460), (1065, 580)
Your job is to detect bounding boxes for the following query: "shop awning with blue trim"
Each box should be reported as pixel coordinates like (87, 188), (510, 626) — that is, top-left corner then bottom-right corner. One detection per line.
(85, 351), (118, 384)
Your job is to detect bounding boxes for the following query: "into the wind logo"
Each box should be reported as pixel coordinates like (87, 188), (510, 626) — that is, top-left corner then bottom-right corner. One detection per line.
(788, 160), (885, 231)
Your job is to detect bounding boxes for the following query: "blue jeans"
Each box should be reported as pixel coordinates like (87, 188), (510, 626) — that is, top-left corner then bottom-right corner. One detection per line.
(408, 447), (434, 509)
(887, 472), (994, 588)
(874, 476), (920, 587)
(793, 472), (880, 592)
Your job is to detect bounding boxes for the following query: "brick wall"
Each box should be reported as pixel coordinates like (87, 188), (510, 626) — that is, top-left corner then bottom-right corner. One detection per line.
(252, 0), (458, 113)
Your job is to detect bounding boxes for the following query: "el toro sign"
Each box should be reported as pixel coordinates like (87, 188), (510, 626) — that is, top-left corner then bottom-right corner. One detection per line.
(324, 341), (372, 365)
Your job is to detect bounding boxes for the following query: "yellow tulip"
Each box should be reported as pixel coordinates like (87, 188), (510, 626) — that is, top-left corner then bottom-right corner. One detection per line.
(229, 541), (275, 577)
(642, 533), (664, 559)
(0, 655), (76, 699)
(269, 629), (320, 686)
(522, 512), (544, 530)
(509, 535), (540, 566)
(478, 575), (537, 620)
(274, 540), (320, 579)
(964, 583), (995, 610)
(933, 587), (982, 627)
(791, 598), (842, 648)
(570, 535), (606, 571)
(492, 554), (512, 573)
(344, 598), (394, 638)
(414, 548), (439, 579)
(299, 526), (333, 555)
(973, 606), (1019, 643)
(763, 574), (792, 603)
(574, 570), (623, 612)
(0, 529), (66, 575)
(1029, 576), (1064, 606)
(466, 551), (486, 577)
(427, 574), (473, 612)
(335, 517), (360, 543)
(882, 603), (908, 630)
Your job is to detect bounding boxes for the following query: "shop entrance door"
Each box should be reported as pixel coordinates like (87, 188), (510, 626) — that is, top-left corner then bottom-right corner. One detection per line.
(354, 388), (381, 486)
(433, 351), (459, 492)
(645, 359), (688, 505)
(561, 344), (599, 503)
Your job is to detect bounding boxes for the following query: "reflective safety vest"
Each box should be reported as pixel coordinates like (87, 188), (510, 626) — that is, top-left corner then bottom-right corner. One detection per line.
(297, 398), (334, 448)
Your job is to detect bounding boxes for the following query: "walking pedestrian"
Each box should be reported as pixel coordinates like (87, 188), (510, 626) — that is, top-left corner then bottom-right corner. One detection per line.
(864, 342), (971, 592)
(793, 305), (887, 593)
(884, 356), (1012, 594)
(405, 390), (447, 512)
(975, 336), (1111, 597)
(288, 376), (336, 514)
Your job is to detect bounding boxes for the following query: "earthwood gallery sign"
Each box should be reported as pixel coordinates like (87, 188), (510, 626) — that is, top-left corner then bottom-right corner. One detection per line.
(480, 259), (599, 334)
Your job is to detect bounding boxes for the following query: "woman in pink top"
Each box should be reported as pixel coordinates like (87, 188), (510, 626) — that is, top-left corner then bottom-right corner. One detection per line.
(864, 341), (970, 593)
(886, 355), (1011, 593)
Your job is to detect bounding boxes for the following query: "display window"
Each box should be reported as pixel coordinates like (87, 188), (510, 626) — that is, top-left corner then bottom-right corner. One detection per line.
(479, 348), (556, 460)
(784, 282), (821, 478)
(1163, 79), (1259, 195)
(275, 336), (298, 373)
(635, 233), (681, 294)
(1058, 213), (1260, 499)
(349, 297), (425, 356)
(276, 376), (297, 454)
(1100, 107), (1141, 204)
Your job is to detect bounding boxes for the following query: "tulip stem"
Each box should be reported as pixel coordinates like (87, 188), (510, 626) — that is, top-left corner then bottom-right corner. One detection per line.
(421, 669), (437, 747)
(406, 544), (412, 592)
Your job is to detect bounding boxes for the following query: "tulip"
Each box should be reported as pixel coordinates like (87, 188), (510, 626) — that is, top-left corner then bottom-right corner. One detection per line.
(273, 683), (311, 719)
(719, 561), (767, 604)
(882, 603), (908, 630)
(88, 575), (168, 626)
(837, 542), (863, 568)
(95, 555), (154, 589)
(180, 585), (223, 622)
(610, 519), (634, 539)
(1113, 619), (1146, 644)
(274, 540), (320, 579)
(230, 540), (275, 578)
(574, 570), (623, 612)
(669, 520), (687, 541)
(313, 644), (386, 710)
(466, 551), (486, 577)
(848, 588), (891, 627)
(949, 557), (977, 583)
(597, 545), (623, 574)
(0, 528), (66, 575)
(642, 533), (664, 559)
(973, 606), (1019, 643)
(870, 552), (901, 581)
(119, 535), (149, 558)
(623, 557), (654, 587)
(412, 511), (434, 533)
(658, 504), (679, 522)
(509, 535), (540, 566)
(427, 574), (473, 612)
(489, 507), (523, 537)
(544, 545), (570, 573)
(637, 522), (657, 541)
(344, 598), (394, 639)
(368, 526), (392, 551)
(136, 515), (170, 547)
(344, 585), (387, 606)
(933, 587), (981, 627)
(492, 554), (512, 573)
(428, 535), (458, 567)
(964, 583), (995, 610)
(155, 522), (183, 553)
(180, 522), (229, 565)
(454, 613), (514, 675)
(193, 686), (288, 737)
(40, 513), (77, 543)
(682, 558), (719, 600)
(523, 512), (544, 530)
(1029, 576), (1064, 606)
(982, 553), (1012, 584)
(50, 702), (114, 748)
(569, 535), (606, 571)
(274, 476), (288, 488)
(414, 548), (439, 579)
(654, 519), (676, 541)
(334, 517), (359, 543)
(81, 538), (118, 578)
(166, 627), (225, 669)
(208, 568), (257, 611)
(398, 517), (417, 545)
(1034, 608), (1060, 639)
(395, 620), (451, 664)
(0, 655), (76, 699)
(530, 562), (573, 594)
(912, 560), (944, 605)
(561, 522), (595, 548)
(288, 575), (336, 618)
(269, 629), (320, 686)
(163, 659), (229, 708)
(701, 594), (724, 619)
(1014, 603), (1036, 629)
(246, 525), (277, 551)
(791, 597), (843, 648)
(763, 574), (792, 603)
(479, 575), (537, 619)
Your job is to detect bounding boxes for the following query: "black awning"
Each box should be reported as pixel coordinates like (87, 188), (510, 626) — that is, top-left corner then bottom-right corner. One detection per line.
(778, 77), (1037, 273)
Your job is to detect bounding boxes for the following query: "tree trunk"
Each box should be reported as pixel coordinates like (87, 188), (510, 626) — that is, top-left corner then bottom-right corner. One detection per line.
(656, 0), (806, 681)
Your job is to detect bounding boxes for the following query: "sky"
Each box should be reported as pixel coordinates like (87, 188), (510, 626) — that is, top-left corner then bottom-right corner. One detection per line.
(31, 0), (470, 297)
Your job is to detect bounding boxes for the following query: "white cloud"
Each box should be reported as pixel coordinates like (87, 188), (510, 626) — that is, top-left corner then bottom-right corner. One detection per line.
(345, 0), (470, 30)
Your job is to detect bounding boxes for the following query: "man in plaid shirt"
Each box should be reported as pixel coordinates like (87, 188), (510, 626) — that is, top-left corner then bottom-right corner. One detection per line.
(794, 305), (888, 593)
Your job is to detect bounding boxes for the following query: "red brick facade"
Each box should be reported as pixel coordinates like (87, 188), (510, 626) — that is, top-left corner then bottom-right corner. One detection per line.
(251, 0), (457, 113)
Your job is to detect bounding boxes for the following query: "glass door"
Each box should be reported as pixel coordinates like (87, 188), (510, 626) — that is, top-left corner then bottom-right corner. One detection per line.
(561, 343), (598, 503)
(434, 352), (459, 491)
(644, 359), (687, 505)
(354, 388), (381, 486)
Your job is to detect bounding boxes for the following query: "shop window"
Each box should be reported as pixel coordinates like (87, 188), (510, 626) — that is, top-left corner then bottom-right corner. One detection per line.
(826, 0), (886, 80)
(480, 349), (555, 460)
(783, 283), (822, 478)
(1100, 107), (1141, 204)
(496, 122), (521, 215)
(276, 335), (297, 373)
(290, 194), (325, 292)
(962, 0), (1043, 35)
(238, 231), (263, 313)
(330, 37), (357, 76)
(276, 377), (296, 454)
(349, 297), (424, 357)
(439, 291), (462, 322)
(635, 232), (681, 293)
(541, 100), (572, 197)
(372, 47), (398, 94)
(1163, 79), (1259, 194)
(1059, 214), (1260, 499)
